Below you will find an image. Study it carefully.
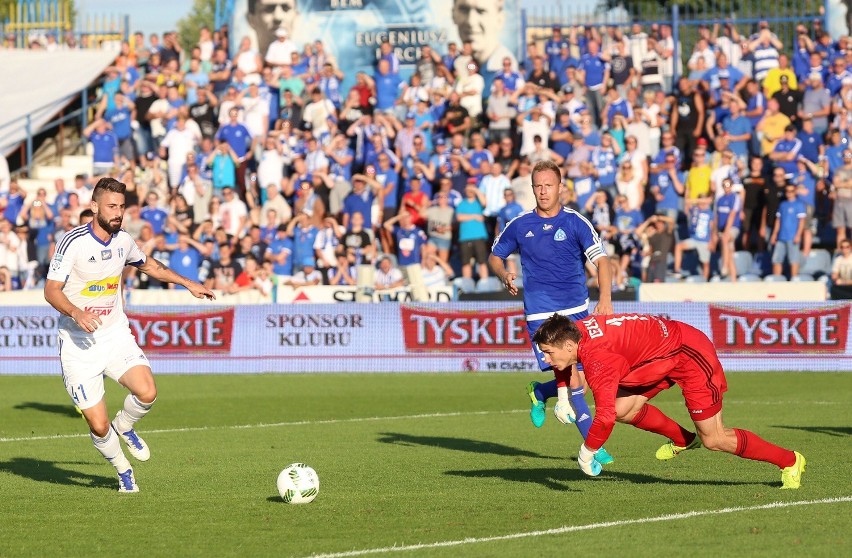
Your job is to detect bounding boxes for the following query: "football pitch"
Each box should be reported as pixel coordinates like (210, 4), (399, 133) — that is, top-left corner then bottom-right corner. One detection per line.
(0, 372), (850, 557)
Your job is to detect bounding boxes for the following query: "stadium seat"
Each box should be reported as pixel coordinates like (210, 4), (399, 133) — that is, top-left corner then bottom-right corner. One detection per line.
(684, 274), (707, 283)
(800, 249), (832, 278)
(475, 276), (502, 293)
(791, 273), (814, 282)
(763, 274), (788, 282)
(733, 251), (754, 277)
(737, 273), (762, 282)
(453, 277), (476, 294)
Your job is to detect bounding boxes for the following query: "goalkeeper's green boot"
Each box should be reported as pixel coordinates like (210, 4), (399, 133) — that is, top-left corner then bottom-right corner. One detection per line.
(655, 435), (702, 460)
(595, 447), (614, 465)
(781, 451), (806, 489)
(526, 381), (545, 428)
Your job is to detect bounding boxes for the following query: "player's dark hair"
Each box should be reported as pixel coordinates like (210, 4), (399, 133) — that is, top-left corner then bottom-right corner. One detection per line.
(92, 177), (126, 202)
(79, 208), (94, 220)
(531, 160), (562, 183)
(532, 314), (581, 347)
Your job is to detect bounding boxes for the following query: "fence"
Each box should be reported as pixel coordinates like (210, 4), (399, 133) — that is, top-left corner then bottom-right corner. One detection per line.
(521, 0), (828, 83)
(1, 0), (128, 49)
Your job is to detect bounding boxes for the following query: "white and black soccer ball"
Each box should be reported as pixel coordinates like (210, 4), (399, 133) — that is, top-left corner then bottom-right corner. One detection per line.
(277, 463), (319, 504)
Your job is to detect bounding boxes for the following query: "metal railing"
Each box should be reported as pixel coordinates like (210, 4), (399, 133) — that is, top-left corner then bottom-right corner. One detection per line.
(521, 0), (829, 83)
(1, 0), (129, 49)
(1, 85), (92, 177)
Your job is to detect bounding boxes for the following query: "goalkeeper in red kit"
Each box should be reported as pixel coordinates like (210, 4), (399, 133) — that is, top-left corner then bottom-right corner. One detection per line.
(532, 313), (806, 489)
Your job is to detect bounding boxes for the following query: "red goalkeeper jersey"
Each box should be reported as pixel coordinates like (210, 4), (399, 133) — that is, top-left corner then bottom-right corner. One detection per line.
(556, 314), (685, 449)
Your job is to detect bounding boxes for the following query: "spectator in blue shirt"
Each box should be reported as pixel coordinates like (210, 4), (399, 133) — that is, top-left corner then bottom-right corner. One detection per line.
(84, 119), (119, 175)
(770, 183), (807, 277)
(369, 59), (403, 114)
(770, 125), (802, 178)
(140, 192), (169, 235)
(721, 99), (752, 162)
(715, 178), (743, 281)
(578, 39), (610, 127)
(168, 234), (203, 287)
(215, 107), (253, 200)
(497, 187), (523, 231)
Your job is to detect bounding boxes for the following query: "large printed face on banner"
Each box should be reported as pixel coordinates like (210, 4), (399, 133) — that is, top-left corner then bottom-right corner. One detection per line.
(232, 0), (519, 85)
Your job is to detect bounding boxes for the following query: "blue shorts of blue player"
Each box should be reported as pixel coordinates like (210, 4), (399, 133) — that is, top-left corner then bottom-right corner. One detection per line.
(526, 308), (614, 465)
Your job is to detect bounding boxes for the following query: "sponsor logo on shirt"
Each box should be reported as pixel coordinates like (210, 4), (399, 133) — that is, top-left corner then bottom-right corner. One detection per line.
(101, 250), (112, 261)
(81, 276), (120, 297)
(543, 224), (553, 231)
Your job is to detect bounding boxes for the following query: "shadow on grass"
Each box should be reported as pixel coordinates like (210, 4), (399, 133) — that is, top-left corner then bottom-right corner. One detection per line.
(445, 466), (777, 490)
(13, 402), (81, 419)
(0, 457), (114, 490)
(772, 425), (852, 438)
(377, 432), (561, 460)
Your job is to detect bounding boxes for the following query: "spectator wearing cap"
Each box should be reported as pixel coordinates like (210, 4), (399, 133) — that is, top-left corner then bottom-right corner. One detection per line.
(551, 41), (578, 88)
(544, 26), (564, 72)
(799, 71), (832, 135)
(265, 27), (298, 68)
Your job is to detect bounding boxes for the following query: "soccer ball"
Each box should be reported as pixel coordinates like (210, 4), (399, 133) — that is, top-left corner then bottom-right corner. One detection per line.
(277, 463), (320, 504)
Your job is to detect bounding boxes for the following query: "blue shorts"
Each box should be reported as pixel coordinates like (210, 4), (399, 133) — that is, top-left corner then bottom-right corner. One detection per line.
(527, 307), (590, 371)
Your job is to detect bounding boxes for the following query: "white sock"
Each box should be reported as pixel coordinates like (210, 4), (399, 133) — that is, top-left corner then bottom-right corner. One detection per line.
(113, 394), (155, 433)
(91, 428), (131, 473)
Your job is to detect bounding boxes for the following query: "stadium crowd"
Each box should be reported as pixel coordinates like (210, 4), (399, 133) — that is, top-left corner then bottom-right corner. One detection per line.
(1, 20), (852, 298)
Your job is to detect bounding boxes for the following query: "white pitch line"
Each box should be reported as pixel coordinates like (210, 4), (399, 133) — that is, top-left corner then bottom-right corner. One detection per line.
(303, 496), (852, 558)
(0, 409), (526, 443)
(0, 399), (842, 443)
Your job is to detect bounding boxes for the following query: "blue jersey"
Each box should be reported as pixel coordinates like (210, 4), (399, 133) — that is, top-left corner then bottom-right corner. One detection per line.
(722, 115), (751, 159)
(776, 199), (806, 242)
(491, 207), (605, 318)
(215, 123), (252, 158)
(579, 54), (608, 89)
(652, 170), (684, 212)
(88, 131), (118, 165)
(796, 130), (822, 163)
(267, 236), (294, 275)
(394, 225), (427, 265)
(716, 192), (742, 230)
(773, 138), (802, 176)
(292, 224), (319, 267)
(792, 170), (816, 207)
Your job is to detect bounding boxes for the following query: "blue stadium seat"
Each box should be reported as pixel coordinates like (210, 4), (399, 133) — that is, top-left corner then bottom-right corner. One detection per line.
(737, 273), (762, 282)
(799, 249), (832, 278)
(475, 277), (502, 293)
(791, 273), (814, 282)
(763, 274), (788, 282)
(684, 274), (707, 283)
(733, 251), (754, 277)
(453, 277), (476, 293)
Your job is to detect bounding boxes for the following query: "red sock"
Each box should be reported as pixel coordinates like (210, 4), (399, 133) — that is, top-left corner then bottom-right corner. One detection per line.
(733, 429), (796, 469)
(630, 404), (695, 447)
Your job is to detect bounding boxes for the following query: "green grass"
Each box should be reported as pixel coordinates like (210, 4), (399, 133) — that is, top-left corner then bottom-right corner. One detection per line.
(0, 372), (850, 557)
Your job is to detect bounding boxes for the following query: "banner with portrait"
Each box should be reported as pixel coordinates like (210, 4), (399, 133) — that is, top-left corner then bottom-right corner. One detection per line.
(230, 0), (521, 91)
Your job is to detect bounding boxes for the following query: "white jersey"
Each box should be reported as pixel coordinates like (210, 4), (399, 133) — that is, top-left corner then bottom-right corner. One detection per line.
(46, 224), (146, 339)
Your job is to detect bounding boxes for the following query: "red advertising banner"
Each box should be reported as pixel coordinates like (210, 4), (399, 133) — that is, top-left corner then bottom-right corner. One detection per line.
(709, 305), (851, 354)
(400, 304), (529, 352)
(127, 308), (236, 354)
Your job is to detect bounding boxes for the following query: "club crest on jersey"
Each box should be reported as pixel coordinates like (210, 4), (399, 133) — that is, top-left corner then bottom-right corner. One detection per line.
(554, 228), (567, 241)
(525, 230), (535, 237)
(101, 250), (112, 261)
(543, 224), (553, 231)
(50, 254), (63, 271)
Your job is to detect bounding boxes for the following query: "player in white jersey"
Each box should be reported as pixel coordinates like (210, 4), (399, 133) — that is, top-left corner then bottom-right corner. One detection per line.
(44, 178), (215, 493)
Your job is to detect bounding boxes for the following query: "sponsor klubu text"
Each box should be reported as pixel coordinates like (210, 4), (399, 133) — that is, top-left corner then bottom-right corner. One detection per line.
(401, 305), (528, 351)
(265, 313), (364, 347)
(709, 305), (851, 353)
(127, 308), (235, 353)
(0, 314), (58, 348)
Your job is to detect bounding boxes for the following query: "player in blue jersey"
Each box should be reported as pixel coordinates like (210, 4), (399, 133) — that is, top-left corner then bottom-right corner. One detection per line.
(489, 160), (614, 464)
